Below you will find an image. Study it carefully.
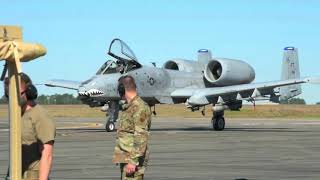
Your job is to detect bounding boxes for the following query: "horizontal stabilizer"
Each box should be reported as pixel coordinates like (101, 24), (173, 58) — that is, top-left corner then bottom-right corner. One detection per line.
(304, 77), (320, 84)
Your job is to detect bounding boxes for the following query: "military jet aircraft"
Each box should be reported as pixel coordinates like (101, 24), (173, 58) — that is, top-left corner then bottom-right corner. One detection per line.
(45, 39), (319, 132)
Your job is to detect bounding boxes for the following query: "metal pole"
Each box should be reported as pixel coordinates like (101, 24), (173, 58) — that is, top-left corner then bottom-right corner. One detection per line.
(8, 61), (22, 180)
(1, 25), (45, 180)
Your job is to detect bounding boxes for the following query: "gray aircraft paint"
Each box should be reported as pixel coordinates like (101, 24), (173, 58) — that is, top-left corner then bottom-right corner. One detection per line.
(45, 39), (320, 131)
(279, 47), (301, 101)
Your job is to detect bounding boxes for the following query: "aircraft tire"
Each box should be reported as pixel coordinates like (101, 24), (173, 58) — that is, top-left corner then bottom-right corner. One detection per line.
(106, 121), (115, 132)
(212, 116), (225, 131)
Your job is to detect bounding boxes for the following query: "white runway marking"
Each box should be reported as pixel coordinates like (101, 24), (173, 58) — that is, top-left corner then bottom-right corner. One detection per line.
(242, 123), (261, 126)
(57, 123), (104, 130)
(242, 122), (320, 126)
(242, 122), (279, 126)
(290, 122), (320, 125)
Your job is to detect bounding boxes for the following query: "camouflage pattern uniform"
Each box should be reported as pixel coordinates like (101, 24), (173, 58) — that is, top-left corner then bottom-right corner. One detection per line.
(112, 96), (151, 180)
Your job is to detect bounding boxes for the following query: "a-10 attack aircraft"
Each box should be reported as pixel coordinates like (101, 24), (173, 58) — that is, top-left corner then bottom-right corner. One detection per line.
(45, 39), (320, 132)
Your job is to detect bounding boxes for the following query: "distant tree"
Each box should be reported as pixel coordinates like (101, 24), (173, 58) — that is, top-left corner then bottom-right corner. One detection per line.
(55, 93), (81, 104)
(316, 102), (320, 105)
(280, 98), (306, 105)
(37, 95), (50, 104)
(0, 93), (81, 105)
(37, 94), (81, 105)
(50, 94), (81, 104)
(289, 98), (306, 104)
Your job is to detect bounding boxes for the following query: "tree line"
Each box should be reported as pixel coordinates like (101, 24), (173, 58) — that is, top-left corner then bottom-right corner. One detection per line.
(0, 95), (319, 105)
(280, 98), (306, 105)
(0, 93), (81, 104)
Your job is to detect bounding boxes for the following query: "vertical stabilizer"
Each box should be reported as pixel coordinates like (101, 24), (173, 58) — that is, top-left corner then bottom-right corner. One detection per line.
(198, 49), (212, 65)
(279, 47), (302, 101)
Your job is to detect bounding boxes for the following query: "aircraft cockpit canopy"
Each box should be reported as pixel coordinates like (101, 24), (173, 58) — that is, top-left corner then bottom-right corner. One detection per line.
(107, 38), (142, 73)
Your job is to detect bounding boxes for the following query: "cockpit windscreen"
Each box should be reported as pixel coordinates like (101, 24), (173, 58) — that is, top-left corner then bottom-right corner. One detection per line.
(108, 39), (138, 62)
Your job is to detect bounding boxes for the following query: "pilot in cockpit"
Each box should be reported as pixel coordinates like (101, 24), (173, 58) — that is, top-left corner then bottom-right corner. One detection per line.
(116, 61), (125, 74)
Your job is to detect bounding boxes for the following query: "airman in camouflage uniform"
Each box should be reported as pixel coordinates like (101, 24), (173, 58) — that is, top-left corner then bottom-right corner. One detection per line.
(112, 75), (151, 180)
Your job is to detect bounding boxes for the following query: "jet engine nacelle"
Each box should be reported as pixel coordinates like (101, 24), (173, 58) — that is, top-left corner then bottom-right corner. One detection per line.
(204, 58), (255, 86)
(163, 59), (202, 72)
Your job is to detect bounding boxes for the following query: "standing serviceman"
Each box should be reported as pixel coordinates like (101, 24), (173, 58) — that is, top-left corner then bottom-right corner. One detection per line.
(112, 75), (152, 180)
(4, 73), (56, 180)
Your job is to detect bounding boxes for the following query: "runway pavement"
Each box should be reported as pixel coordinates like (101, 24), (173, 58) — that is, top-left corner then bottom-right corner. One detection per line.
(1, 117), (320, 180)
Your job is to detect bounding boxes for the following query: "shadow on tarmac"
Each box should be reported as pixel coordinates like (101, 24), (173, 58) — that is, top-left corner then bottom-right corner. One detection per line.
(57, 127), (308, 133)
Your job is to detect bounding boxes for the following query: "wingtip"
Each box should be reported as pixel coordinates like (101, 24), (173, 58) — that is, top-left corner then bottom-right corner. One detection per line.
(303, 77), (320, 84)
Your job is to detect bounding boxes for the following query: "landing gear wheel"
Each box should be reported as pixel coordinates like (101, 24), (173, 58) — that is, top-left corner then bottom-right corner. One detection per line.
(106, 121), (115, 132)
(212, 116), (225, 131)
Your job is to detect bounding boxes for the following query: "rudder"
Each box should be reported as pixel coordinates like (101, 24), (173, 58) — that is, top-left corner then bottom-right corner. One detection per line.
(279, 47), (302, 101)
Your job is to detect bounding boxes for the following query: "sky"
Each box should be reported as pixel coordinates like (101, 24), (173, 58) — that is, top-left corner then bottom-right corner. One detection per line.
(1, 0), (320, 104)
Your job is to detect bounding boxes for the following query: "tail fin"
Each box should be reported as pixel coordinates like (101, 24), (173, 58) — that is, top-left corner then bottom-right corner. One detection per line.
(197, 49), (212, 65)
(279, 47), (302, 101)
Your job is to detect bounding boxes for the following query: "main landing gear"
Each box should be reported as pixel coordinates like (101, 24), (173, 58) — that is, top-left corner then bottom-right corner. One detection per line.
(212, 111), (225, 131)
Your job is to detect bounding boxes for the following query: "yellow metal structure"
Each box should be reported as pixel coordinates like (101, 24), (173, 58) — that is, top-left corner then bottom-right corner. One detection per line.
(8, 61), (22, 180)
(0, 26), (22, 42)
(0, 25), (46, 180)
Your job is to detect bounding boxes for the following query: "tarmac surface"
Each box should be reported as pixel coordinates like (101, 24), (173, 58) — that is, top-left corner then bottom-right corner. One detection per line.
(1, 117), (320, 180)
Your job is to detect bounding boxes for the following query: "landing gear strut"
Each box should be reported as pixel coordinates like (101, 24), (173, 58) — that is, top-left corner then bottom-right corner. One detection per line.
(212, 111), (225, 131)
(105, 101), (119, 132)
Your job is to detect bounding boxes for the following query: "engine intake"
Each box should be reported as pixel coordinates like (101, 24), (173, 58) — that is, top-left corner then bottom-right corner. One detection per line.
(164, 59), (202, 72)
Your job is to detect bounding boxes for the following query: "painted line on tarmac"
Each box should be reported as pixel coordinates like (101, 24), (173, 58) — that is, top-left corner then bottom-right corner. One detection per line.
(242, 122), (280, 126)
(0, 123), (103, 131)
(290, 122), (320, 125)
(57, 123), (104, 130)
(242, 122), (320, 126)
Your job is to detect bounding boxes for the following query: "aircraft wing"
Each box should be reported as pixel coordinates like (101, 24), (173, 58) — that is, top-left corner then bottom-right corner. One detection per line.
(45, 79), (81, 90)
(171, 77), (320, 106)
